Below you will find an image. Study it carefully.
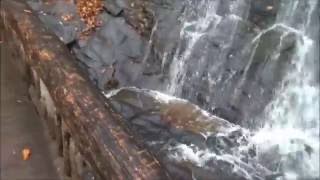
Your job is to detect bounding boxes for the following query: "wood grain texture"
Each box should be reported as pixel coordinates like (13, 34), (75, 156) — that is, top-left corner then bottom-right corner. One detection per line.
(1, 1), (171, 179)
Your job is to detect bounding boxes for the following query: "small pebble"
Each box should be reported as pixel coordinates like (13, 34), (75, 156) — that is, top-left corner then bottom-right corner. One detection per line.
(266, 6), (273, 11)
(16, 99), (23, 103)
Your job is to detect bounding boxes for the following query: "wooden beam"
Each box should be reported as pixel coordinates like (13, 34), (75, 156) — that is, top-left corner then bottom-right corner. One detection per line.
(0, 1), (171, 179)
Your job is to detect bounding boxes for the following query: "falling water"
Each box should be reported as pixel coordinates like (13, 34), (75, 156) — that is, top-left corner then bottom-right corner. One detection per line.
(164, 0), (319, 179)
(167, 0), (222, 95)
(27, 0), (319, 178)
(251, 0), (319, 179)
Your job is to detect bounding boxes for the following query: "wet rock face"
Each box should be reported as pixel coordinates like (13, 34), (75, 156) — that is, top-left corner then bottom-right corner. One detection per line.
(29, 0), (299, 126)
(248, 0), (279, 29)
(106, 87), (273, 180)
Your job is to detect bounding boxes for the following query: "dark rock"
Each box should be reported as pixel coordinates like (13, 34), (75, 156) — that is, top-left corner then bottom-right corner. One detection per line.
(103, 0), (123, 16)
(27, 0), (42, 11)
(113, 0), (130, 9)
(28, 0), (85, 44)
(38, 13), (78, 44)
(70, 15), (146, 89)
(248, 0), (279, 29)
(106, 87), (272, 180)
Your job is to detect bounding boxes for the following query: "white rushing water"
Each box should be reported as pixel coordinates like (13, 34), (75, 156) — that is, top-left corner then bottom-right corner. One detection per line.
(163, 0), (319, 179)
(251, 0), (319, 179)
(167, 0), (222, 96)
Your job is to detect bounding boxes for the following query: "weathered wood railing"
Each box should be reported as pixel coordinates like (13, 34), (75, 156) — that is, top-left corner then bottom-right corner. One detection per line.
(1, 1), (171, 179)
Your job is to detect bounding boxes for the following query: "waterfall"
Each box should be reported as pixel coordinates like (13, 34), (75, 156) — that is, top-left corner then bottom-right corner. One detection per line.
(251, 0), (319, 179)
(164, 0), (319, 179)
(28, 0), (319, 178)
(166, 0), (222, 96)
(93, 0), (319, 177)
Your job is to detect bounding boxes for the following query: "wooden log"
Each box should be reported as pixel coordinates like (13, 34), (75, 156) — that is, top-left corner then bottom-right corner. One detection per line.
(0, 1), (171, 179)
(106, 88), (273, 180)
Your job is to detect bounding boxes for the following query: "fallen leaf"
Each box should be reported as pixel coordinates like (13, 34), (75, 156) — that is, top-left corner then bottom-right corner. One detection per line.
(61, 14), (74, 22)
(22, 148), (31, 160)
(23, 9), (32, 13)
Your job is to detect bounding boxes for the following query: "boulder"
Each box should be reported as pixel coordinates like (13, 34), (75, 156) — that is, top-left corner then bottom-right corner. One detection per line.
(248, 0), (279, 29)
(106, 87), (274, 180)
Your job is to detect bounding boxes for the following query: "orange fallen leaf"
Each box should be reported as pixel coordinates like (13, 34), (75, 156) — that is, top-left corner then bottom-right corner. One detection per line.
(38, 49), (54, 61)
(22, 148), (31, 160)
(77, 0), (103, 30)
(61, 14), (74, 22)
